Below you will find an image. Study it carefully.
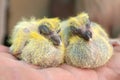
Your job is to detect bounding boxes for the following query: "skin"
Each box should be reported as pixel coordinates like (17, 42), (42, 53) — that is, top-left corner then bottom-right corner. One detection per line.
(0, 39), (120, 80)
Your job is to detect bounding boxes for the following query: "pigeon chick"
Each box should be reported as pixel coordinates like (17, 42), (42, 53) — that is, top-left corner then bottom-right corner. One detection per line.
(10, 18), (64, 68)
(60, 13), (113, 68)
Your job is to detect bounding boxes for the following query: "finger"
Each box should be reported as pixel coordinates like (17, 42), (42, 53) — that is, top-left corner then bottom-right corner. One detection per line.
(114, 46), (120, 52)
(0, 45), (18, 60)
(0, 55), (84, 80)
(110, 39), (120, 47)
(0, 52), (16, 60)
(0, 55), (47, 80)
(60, 64), (98, 80)
(95, 66), (119, 80)
(0, 45), (9, 53)
(107, 48), (120, 74)
(107, 39), (120, 72)
(39, 66), (76, 80)
(20, 61), (40, 69)
(21, 62), (97, 80)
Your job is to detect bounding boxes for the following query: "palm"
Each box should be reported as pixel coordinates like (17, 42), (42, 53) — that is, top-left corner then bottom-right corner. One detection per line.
(0, 44), (120, 80)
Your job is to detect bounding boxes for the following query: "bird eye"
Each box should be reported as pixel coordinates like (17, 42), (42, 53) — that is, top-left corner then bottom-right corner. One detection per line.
(74, 27), (92, 41)
(38, 25), (51, 35)
(70, 26), (78, 34)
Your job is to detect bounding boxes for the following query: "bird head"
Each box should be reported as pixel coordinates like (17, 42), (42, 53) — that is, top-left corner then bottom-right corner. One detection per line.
(68, 15), (92, 41)
(32, 18), (62, 46)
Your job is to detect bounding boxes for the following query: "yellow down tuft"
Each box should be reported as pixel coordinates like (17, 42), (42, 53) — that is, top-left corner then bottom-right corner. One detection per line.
(30, 31), (48, 41)
(76, 12), (89, 26)
(36, 18), (60, 31)
(68, 17), (80, 27)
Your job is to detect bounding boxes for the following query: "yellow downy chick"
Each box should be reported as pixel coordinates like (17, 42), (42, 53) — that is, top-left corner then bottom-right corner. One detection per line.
(10, 18), (37, 55)
(60, 13), (113, 68)
(10, 18), (64, 68)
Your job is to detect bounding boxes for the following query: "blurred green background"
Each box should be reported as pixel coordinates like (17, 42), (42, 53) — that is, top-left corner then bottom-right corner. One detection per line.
(0, 0), (120, 46)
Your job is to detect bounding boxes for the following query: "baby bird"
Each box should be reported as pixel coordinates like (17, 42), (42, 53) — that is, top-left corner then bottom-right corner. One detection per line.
(10, 18), (37, 55)
(60, 13), (113, 68)
(10, 18), (64, 68)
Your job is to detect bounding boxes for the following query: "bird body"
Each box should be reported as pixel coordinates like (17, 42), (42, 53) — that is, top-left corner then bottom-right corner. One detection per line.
(20, 32), (64, 68)
(60, 13), (113, 68)
(10, 18), (37, 54)
(66, 28), (113, 68)
(10, 18), (64, 68)
(10, 13), (113, 68)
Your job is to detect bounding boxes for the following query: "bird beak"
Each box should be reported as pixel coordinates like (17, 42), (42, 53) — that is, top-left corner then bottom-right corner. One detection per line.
(84, 33), (92, 41)
(77, 28), (92, 41)
(84, 30), (92, 41)
(50, 33), (62, 46)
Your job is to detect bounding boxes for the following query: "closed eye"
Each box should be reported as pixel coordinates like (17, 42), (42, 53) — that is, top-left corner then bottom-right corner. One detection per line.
(38, 25), (51, 35)
(70, 26), (78, 34)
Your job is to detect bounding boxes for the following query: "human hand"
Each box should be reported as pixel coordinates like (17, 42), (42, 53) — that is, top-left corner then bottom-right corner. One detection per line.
(0, 39), (120, 80)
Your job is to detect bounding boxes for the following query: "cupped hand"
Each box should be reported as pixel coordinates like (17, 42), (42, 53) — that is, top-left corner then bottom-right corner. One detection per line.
(0, 39), (120, 80)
